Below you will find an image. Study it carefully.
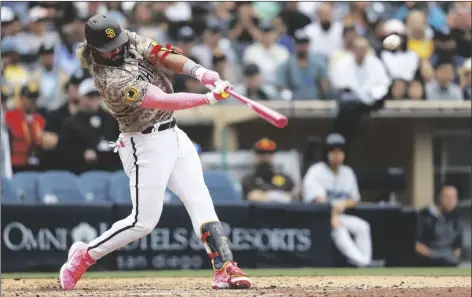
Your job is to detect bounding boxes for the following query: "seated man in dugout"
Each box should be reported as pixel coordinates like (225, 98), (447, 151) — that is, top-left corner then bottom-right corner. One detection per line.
(415, 184), (463, 267)
(241, 138), (297, 203)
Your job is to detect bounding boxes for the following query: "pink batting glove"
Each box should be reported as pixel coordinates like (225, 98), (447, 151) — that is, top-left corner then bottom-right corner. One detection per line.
(200, 70), (221, 89)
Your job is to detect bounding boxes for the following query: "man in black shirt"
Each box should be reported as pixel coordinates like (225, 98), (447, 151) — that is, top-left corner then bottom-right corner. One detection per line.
(42, 68), (90, 151)
(241, 138), (296, 203)
(277, 2), (312, 37)
(415, 184), (463, 266)
(57, 78), (119, 173)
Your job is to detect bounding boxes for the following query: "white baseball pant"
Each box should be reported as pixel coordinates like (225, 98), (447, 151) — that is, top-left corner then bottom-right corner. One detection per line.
(86, 123), (219, 260)
(331, 214), (372, 267)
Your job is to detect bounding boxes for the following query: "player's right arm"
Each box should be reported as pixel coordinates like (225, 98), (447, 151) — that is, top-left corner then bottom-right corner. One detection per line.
(108, 70), (229, 111)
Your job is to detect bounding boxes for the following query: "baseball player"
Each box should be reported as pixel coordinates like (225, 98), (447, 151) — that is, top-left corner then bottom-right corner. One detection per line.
(59, 14), (251, 290)
(302, 133), (373, 267)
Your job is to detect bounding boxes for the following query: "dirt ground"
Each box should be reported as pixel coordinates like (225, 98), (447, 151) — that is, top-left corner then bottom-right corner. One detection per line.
(2, 276), (471, 297)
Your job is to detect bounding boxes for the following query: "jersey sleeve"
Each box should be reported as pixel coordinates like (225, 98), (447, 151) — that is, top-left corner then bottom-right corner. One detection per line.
(126, 30), (154, 58)
(97, 68), (150, 108)
(302, 165), (327, 203)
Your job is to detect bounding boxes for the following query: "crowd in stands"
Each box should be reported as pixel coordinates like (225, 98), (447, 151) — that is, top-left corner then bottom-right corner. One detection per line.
(0, 2), (471, 176)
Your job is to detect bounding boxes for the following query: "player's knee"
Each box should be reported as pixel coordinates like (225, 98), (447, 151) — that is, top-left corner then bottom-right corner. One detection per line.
(356, 219), (370, 235)
(136, 218), (159, 235)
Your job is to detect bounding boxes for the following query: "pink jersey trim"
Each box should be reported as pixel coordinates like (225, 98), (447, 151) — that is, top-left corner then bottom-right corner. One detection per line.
(141, 84), (209, 111)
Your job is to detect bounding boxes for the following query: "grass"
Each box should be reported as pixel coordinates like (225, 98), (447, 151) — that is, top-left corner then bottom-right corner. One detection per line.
(2, 267), (471, 280)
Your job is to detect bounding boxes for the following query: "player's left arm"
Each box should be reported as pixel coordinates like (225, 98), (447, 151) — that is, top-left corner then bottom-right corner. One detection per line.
(128, 30), (224, 89)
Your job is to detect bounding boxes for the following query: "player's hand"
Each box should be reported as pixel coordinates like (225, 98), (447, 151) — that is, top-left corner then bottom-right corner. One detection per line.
(205, 80), (231, 104)
(333, 202), (346, 214)
(200, 70), (224, 89)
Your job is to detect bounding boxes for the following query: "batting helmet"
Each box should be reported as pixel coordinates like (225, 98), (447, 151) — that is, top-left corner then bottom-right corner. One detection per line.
(85, 14), (129, 52)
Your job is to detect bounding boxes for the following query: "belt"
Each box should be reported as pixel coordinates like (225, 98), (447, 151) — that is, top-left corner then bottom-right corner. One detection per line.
(141, 118), (176, 134)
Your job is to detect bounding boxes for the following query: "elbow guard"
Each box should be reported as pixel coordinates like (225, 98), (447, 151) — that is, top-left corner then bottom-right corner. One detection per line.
(149, 42), (183, 65)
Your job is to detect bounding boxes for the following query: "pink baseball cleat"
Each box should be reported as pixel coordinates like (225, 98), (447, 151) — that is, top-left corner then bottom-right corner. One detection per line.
(212, 261), (252, 289)
(59, 242), (96, 290)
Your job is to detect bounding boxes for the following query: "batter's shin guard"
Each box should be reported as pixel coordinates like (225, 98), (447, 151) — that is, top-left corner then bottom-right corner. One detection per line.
(200, 221), (233, 270)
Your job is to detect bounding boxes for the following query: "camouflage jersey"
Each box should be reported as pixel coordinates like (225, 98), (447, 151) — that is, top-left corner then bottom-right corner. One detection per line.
(90, 30), (174, 133)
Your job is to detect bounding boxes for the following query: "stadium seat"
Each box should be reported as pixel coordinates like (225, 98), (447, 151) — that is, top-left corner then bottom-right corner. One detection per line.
(108, 171), (131, 203)
(79, 171), (111, 203)
(10, 172), (39, 203)
(203, 170), (242, 202)
(1, 177), (19, 203)
(37, 171), (85, 204)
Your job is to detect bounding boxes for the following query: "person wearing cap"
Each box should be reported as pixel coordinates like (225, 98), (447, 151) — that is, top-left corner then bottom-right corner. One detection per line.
(234, 64), (277, 100)
(243, 19), (289, 86)
(176, 26), (196, 56)
(42, 68), (90, 151)
(302, 133), (373, 267)
(14, 6), (60, 63)
(57, 78), (119, 167)
(276, 28), (329, 100)
(241, 138), (296, 203)
(5, 81), (45, 171)
(192, 19), (238, 71)
(1, 6), (22, 38)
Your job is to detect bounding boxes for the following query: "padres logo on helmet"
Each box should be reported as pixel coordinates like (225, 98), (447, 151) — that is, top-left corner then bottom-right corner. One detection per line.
(105, 28), (116, 38)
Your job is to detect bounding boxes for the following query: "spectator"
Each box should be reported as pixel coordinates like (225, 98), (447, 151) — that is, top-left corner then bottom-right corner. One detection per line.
(212, 50), (240, 85)
(1, 37), (28, 107)
(431, 29), (464, 69)
(0, 83), (13, 179)
(210, 2), (234, 36)
(30, 42), (63, 116)
(192, 19), (238, 72)
(389, 79), (408, 100)
(447, 3), (472, 59)
(234, 64), (277, 101)
(277, 1), (312, 37)
(57, 78), (119, 169)
(15, 6), (60, 61)
(42, 68), (89, 151)
(405, 9), (434, 60)
(241, 138), (296, 203)
(395, 2), (447, 32)
(54, 17), (83, 76)
(1, 6), (22, 38)
(425, 63), (463, 100)
(228, 2), (261, 58)
(5, 81), (45, 172)
(128, 2), (168, 42)
(416, 184), (463, 267)
(459, 58), (471, 100)
(330, 37), (391, 144)
(302, 134), (373, 267)
(276, 29), (329, 100)
(303, 3), (344, 58)
(407, 80), (425, 100)
(243, 20), (289, 86)
(176, 26), (196, 56)
(329, 23), (357, 73)
(342, 2), (377, 37)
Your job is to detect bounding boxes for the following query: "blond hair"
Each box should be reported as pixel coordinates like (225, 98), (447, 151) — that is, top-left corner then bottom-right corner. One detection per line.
(76, 41), (94, 69)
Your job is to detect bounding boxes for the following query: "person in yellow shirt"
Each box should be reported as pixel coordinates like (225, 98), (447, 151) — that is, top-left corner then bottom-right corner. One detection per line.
(1, 37), (28, 108)
(406, 9), (434, 60)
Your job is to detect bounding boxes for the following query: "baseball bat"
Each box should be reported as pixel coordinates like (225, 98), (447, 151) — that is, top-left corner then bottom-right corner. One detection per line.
(226, 89), (288, 129)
